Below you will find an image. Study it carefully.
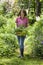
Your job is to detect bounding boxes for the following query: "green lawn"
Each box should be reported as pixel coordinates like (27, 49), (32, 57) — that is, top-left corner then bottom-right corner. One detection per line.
(0, 52), (43, 65)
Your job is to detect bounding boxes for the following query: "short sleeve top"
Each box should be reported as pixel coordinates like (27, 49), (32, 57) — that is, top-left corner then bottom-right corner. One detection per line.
(16, 16), (29, 27)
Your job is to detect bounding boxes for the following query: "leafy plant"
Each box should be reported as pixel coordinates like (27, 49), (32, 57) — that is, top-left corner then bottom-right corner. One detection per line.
(0, 15), (7, 27)
(15, 26), (27, 36)
(27, 19), (43, 57)
(0, 34), (17, 57)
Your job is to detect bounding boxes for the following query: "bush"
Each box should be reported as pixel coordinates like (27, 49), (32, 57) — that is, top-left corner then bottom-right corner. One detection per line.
(0, 15), (18, 57)
(0, 2), (7, 15)
(3, 18), (16, 34)
(27, 12), (36, 25)
(0, 5), (4, 15)
(0, 16), (16, 33)
(0, 15), (7, 27)
(0, 34), (17, 57)
(5, 11), (14, 18)
(12, 5), (20, 15)
(27, 20), (43, 57)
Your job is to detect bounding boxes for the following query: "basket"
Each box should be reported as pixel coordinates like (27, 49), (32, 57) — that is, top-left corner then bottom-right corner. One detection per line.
(15, 27), (27, 36)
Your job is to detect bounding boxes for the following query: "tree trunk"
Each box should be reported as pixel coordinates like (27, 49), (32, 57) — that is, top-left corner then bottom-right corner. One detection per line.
(35, 0), (41, 16)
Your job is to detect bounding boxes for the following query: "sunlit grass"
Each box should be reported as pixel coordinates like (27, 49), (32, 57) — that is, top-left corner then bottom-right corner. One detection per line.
(0, 51), (43, 65)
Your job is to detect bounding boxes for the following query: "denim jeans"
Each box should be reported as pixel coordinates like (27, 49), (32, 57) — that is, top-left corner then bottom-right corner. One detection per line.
(17, 36), (26, 56)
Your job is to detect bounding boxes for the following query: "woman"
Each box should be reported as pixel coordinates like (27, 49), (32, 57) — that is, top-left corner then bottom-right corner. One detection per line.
(16, 9), (29, 58)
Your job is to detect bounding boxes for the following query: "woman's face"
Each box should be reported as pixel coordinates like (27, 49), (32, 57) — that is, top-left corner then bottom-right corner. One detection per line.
(20, 10), (24, 18)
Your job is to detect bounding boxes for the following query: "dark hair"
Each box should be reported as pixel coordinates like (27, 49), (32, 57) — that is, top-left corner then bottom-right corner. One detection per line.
(18, 9), (27, 16)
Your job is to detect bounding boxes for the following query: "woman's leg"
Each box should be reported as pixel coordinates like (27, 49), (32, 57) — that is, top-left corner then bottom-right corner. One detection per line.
(17, 36), (25, 57)
(20, 36), (25, 56)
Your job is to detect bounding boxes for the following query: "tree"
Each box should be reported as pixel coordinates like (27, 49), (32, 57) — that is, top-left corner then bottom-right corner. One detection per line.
(35, 0), (41, 16)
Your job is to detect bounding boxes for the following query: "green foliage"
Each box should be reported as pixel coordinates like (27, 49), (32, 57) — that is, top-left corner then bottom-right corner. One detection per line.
(32, 21), (43, 57)
(0, 2), (7, 15)
(27, 20), (43, 57)
(0, 15), (7, 27)
(3, 18), (15, 34)
(5, 11), (14, 18)
(0, 5), (4, 14)
(27, 12), (36, 25)
(15, 26), (27, 36)
(0, 15), (18, 57)
(12, 5), (20, 15)
(0, 15), (16, 34)
(18, 0), (29, 9)
(0, 34), (17, 57)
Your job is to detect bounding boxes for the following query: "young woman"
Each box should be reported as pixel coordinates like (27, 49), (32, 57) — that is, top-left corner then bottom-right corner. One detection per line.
(16, 9), (29, 58)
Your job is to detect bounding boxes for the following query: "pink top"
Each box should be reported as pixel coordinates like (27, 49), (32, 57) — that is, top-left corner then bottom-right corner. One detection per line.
(16, 16), (29, 27)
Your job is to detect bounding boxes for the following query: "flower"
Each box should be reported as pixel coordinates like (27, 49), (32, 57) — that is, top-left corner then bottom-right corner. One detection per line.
(41, 41), (43, 44)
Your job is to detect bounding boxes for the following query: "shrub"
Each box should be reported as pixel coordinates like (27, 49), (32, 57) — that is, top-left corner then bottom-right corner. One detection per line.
(12, 5), (20, 15)
(0, 2), (7, 15)
(5, 11), (14, 18)
(0, 5), (4, 15)
(0, 15), (18, 57)
(0, 15), (7, 27)
(27, 20), (43, 57)
(0, 16), (16, 33)
(3, 18), (16, 34)
(0, 34), (17, 57)
(27, 12), (36, 25)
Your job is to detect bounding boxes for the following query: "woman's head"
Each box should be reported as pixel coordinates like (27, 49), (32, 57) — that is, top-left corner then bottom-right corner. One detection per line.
(18, 9), (27, 18)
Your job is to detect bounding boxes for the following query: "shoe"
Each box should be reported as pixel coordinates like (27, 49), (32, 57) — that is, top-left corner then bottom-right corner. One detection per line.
(18, 55), (24, 58)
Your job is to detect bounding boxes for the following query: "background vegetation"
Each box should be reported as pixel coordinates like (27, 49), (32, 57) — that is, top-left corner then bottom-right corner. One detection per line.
(0, 0), (43, 65)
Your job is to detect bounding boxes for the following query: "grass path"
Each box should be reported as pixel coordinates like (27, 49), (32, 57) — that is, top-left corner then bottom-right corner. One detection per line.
(0, 54), (43, 65)
(0, 48), (43, 65)
(0, 41), (43, 65)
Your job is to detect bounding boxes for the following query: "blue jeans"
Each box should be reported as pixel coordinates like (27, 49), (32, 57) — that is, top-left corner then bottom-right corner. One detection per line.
(17, 36), (25, 56)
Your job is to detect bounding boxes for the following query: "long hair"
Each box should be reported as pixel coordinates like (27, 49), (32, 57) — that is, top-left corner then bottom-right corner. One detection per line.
(18, 9), (27, 16)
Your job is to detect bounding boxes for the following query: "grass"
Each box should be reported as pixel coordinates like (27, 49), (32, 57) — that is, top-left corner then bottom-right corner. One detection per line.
(0, 38), (43, 65)
(0, 37), (43, 65)
(0, 51), (43, 65)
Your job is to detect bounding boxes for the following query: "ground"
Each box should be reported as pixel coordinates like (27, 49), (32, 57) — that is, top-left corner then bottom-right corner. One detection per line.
(0, 53), (43, 65)
(0, 43), (43, 65)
